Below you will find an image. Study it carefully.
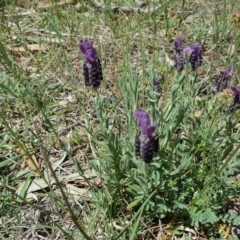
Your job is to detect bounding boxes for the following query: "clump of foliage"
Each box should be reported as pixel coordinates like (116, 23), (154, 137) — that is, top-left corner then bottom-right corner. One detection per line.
(82, 38), (240, 235)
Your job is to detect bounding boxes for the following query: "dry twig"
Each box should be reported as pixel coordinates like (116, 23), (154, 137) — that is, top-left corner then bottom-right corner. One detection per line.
(41, 148), (92, 240)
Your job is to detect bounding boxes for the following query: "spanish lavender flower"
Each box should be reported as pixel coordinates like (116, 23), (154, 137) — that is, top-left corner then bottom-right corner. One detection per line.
(215, 66), (234, 92)
(229, 86), (240, 112)
(133, 109), (159, 163)
(79, 40), (103, 89)
(184, 42), (202, 71)
(154, 77), (163, 99)
(173, 37), (185, 72)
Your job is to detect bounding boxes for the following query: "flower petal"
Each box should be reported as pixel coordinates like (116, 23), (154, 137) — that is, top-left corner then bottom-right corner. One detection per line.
(145, 124), (157, 136)
(184, 42), (201, 54)
(183, 46), (193, 54)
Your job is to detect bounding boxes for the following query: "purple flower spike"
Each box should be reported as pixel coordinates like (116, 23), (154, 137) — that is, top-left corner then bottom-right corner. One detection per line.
(173, 37), (185, 72)
(229, 86), (240, 112)
(184, 42), (202, 71)
(216, 66), (234, 92)
(133, 109), (159, 163)
(80, 40), (103, 89)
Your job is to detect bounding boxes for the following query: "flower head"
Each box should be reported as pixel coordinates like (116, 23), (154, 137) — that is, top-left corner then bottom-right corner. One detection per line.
(216, 66), (234, 92)
(133, 109), (159, 163)
(173, 37), (185, 72)
(229, 86), (240, 112)
(80, 39), (103, 89)
(184, 42), (202, 71)
(79, 40), (97, 63)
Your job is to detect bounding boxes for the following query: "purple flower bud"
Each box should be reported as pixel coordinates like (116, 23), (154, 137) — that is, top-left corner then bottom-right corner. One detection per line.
(216, 66), (234, 92)
(229, 86), (240, 112)
(133, 109), (159, 163)
(173, 37), (184, 72)
(174, 37), (183, 52)
(154, 77), (163, 99)
(184, 42), (202, 71)
(80, 40), (103, 89)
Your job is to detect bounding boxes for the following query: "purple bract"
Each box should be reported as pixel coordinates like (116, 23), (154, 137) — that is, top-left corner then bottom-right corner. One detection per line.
(133, 109), (157, 137)
(184, 42), (202, 70)
(231, 86), (240, 95)
(79, 40), (97, 63)
(174, 37), (183, 52)
(229, 86), (240, 112)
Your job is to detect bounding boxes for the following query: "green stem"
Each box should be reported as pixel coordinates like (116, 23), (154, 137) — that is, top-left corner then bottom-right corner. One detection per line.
(145, 163), (149, 193)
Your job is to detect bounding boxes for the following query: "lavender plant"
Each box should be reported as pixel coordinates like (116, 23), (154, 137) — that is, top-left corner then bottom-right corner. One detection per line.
(79, 40), (103, 89)
(215, 66), (234, 92)
(2, 1), (240, 239)
(84, 37), (240, 236)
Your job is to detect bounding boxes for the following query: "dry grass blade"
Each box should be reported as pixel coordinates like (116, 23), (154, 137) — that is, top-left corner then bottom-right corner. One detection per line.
(89, 0), (165, 13)
(37, 0), (77, 9)
(7, 44), (49, 52)
(40, 148), (92, 240)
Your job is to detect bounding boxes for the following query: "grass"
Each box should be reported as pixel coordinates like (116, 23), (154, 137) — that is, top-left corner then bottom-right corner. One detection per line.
(0, 0), (240, 239)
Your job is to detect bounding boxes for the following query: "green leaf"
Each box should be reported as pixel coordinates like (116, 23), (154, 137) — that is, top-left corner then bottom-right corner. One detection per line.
(129, 207), (143, 240)
(127, 197), (143, 209)
(173, 201), (188, 210)
(0, 154), (23, 168)
(150, 162), (161, 168)
(19, 173), (32, 200)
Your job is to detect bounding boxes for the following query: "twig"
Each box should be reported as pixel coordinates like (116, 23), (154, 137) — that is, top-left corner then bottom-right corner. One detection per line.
(40, 148), (92, 240)
(89, 0), (164, 14)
